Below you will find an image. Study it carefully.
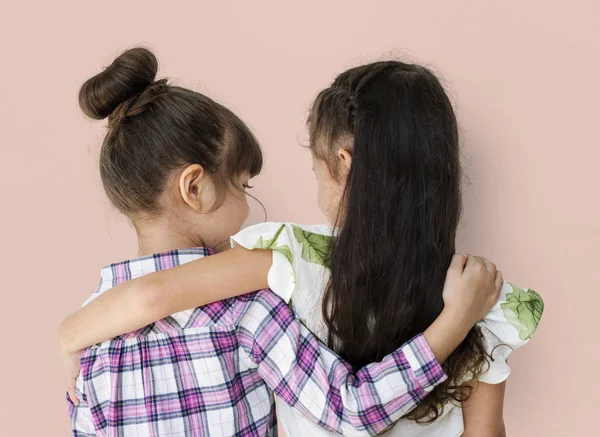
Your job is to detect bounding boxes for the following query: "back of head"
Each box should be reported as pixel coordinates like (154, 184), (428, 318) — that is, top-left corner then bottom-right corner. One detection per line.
(309, 61), (487, 422)
(79, 47), (158, 121)
(79, 47), (263, 216)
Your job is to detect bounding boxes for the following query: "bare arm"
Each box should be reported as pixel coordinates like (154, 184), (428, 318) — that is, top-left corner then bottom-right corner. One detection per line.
(59, 246), (273, 352)
(461, 380), (506, 437)
(60, 249), (499, 361)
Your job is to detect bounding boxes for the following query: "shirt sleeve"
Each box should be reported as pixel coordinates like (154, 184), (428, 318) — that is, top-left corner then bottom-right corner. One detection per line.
(233, 290), (447, 436)
(477, 282), (543, 384)
(231, 222), (335, 303)
(66, 381), (97, 437)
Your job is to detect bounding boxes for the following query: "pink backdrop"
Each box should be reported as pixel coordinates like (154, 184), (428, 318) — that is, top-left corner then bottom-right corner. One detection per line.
(1, 1), (598, 436)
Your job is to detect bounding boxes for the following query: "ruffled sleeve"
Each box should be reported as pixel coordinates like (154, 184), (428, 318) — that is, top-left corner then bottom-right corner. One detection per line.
(231, 222), (335, 304)
(477, 282), (544, 384)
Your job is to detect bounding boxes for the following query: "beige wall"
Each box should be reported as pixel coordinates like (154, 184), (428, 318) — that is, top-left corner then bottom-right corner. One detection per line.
(1, 1), (598, 436)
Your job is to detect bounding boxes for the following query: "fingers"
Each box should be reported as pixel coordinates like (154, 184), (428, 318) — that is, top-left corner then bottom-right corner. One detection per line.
(495, 270), (504, 293)
(465, 254), (482, 271)
(448, 254), (468, 275)
(479, 257), (497, 275)
(464, 255), (497, 276)
(451, 253), (500, 288)
(67, 379), (80, 407)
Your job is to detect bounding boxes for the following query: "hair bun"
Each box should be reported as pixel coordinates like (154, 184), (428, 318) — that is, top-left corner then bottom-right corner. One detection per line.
(79, 47), (158, 120)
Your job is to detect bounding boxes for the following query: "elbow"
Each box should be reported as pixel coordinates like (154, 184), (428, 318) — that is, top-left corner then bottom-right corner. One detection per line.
(497, 422), (506, 437)
(340, 413), (395, 437)
(58, 315), (78, 353)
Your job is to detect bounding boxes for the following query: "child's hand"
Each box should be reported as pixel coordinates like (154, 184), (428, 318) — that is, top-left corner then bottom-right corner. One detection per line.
(62, 347), (81, 406)
(424, 254), (502, 363)
(443, 254), (503, 327)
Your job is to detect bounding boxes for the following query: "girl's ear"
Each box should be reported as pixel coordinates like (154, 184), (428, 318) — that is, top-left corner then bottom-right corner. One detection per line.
(337, 148), (353, 174)
(179, 164), (210, 211)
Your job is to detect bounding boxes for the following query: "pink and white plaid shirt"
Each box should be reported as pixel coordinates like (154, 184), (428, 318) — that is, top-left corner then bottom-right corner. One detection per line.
(67, 248), (446, 436)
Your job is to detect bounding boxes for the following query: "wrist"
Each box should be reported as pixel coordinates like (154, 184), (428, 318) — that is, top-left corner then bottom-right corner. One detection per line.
(440, 306), (476, 336)
(424, 308), (472, 363)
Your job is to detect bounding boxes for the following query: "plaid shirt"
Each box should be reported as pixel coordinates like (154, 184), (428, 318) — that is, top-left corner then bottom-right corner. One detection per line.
(67, 248), (446, 437)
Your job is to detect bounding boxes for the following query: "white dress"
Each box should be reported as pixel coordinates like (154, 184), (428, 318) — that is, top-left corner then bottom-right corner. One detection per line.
(232, 222), (543, 437)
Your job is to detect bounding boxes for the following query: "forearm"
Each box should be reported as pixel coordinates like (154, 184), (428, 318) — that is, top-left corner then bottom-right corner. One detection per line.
(251, 332), (445, 435)
(238, 293), (464, 436)
(60, 246), (271, 352)
(59, 275), (156, 352)
(423, 308), (473, 363)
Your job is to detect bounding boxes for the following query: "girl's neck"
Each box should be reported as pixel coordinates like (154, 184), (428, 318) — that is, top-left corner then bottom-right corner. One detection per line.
(134, 218), (204, 257)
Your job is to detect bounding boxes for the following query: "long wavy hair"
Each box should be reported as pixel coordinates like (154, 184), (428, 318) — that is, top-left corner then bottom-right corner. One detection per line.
(309, 61), (488, 423)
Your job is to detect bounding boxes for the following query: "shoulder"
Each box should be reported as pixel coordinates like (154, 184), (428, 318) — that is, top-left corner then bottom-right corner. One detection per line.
(232, 222), (334, 267)
(232, 222), (334, 248)
(476, 282), (544, 384)
(487, 282), (544, 343)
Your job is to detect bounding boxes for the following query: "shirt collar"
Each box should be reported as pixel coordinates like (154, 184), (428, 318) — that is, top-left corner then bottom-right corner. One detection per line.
(99, 247), (214, 288)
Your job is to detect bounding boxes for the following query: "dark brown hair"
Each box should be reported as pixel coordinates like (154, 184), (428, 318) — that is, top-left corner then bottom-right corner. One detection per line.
(79, 47), (262, 216)
(309, 61), (488, 423)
